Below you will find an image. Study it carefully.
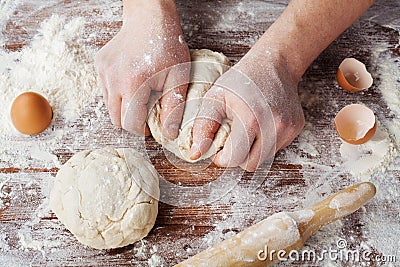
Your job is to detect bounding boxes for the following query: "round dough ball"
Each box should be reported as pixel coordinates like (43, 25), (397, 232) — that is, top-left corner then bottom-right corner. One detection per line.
(50, 147), (159, 249)
(147, 49), (232, 162)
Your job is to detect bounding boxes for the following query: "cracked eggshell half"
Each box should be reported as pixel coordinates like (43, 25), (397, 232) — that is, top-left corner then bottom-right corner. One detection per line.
(334, 104), (376, 145)
(337, 58), (373, 92)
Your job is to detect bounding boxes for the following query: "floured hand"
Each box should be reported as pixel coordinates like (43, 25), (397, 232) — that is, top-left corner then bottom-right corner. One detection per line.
(189, 0), (375, 172)
(95, 0), (190, 139)
(190, 48), (305, 172)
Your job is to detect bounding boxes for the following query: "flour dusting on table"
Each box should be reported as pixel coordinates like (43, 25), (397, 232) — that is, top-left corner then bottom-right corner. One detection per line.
(0, 14), (98, 128)
(339, 123), (398, 179)
(0, 0), (23, 46)
(0, 15), (100, 169)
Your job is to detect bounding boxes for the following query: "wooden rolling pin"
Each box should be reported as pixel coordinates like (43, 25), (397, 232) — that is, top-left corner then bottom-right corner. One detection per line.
(175, 182), (376, 267)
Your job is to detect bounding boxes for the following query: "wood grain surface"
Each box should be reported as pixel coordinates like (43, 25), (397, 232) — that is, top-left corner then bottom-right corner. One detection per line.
(1, 0), (399, 266)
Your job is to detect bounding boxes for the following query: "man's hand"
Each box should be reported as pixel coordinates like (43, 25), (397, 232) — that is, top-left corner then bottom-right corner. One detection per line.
(190, 0), (375, 172)
(95, 0), (190, 139)
(190, 49), (305, 172)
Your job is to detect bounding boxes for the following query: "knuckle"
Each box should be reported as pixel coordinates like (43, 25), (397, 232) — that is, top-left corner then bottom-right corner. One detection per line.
(240, 113), (259, 132)
(206, 86), (224, 99)
(248, 115), (259, 128)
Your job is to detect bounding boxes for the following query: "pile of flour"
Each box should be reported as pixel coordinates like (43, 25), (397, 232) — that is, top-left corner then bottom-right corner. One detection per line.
(0, 15), (99, 128)
(0, 15), (99, 168)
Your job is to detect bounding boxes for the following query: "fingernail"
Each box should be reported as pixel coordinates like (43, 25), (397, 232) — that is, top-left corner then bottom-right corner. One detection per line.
(190, 143), (201, 160)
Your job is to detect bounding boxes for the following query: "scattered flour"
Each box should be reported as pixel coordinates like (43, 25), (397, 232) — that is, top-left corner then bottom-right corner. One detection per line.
(18, 232), (62, 256)
(0, 0), (23, 46)
(144, 54), (153, 65)
(147, 253), (165, 267)
(0, 173), (64, 260)
(173, 92), (184, 100)
(0, 172), (18, 211)
(178, 34), (184, 45)
(297, 123), (320, 157)
(0, 15), (100, 168)
(0, 232), (9, 252)
(0, 15), (98, 127)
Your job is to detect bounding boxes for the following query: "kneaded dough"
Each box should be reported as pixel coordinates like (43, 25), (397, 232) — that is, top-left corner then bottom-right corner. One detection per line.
(148, 49), (232, 162)
(50, 147), (159, 249)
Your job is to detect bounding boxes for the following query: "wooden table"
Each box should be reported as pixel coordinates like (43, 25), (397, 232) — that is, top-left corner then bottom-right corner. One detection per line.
(1, 0), (399, 266)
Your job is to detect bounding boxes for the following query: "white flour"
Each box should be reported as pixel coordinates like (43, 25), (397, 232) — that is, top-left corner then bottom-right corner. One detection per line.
(0, 174), (11, 209)
(148, 254), (165, 267)
(339, 123), (398, 179)
(0, 15), (99, 169)
(297, 123), (320, 157)
(329, 183), (372, 210)
(0, 15), (98, 127)
(0, 0), (23, 46)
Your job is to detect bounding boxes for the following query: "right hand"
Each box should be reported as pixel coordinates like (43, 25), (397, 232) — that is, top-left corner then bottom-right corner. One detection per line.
(95, 0), (190, 139)
(190, 47), (305, 172)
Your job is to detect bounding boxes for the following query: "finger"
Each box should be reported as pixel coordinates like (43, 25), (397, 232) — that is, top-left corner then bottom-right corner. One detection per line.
(190, 91), (225, 160)
(160, 65), (190, 140)
(240, 133), (276, 172)
(122, 97), (150, 135)
(107, 93), (122, 128)
(240, 118), (277, 171)
(213, 116), (257, 168)
(239, 136), (263, 172)
(190, 117), (221, 161)
(121, 82), (152, 135)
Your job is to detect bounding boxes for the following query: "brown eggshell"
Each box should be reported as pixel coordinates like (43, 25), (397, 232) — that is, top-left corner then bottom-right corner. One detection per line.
(334, 104), (376, 145)
(10, 92), (53, 135)
(337, 58), (373, 92)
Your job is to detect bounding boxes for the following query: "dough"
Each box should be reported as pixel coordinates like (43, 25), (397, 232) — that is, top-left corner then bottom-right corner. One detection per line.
(148, 49), (232, 162)
(50, 147), (159, 249)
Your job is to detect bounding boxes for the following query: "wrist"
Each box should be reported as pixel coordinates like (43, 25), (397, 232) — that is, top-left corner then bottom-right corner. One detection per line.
(244, 35), (301, 87)
(255, 0), (375, 82)
(254, 30), (305, 84)
(122, 0), (178, 21)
